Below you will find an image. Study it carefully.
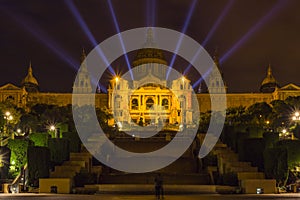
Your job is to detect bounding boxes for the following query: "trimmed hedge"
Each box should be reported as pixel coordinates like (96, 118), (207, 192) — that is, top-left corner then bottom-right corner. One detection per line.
(276, 140), (300, 169)
(239, 138), (265, 171)
(48, 138), (70, 166)
(29, 133), (49, 147)
(27, 146), (50, 187)
(264, 147), (288, 185)
(62, 132), (81, 153)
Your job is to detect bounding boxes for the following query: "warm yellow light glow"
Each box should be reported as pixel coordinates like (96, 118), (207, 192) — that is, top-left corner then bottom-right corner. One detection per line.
(293, 116), (297, 121)
(17, 129), (21, 133)
(282, 129), (287, 134)
(5, 111), (10, 116)
(295, 112), (300, 117)
(266, 120), (270, 124)
(8, 116), (13, 121)
(50, 125), (56, 131)
(181, 76), (185, 82)
(115, 77), (119, 82)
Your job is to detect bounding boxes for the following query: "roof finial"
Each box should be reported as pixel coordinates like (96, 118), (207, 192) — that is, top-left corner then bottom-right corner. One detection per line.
(28, 61), (33, 74)
(80, 47), (86, 63)
(267, 63), (272, 76)
(213, 47), (219, 63)
(144, 28), (156, 48)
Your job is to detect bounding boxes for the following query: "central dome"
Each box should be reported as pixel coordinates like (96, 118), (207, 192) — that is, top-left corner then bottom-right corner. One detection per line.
(132, 28), (167, 67)
(132, 48), (167, 67)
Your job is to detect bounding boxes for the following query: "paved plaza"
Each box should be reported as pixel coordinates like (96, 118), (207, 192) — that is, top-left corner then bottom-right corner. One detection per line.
(1, 194), (300, 200)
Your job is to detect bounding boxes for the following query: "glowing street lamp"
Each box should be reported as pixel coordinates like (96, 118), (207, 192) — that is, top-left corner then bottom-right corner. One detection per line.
(3, 111), (13, 137)
(289, 111), (300, 140)
(293, 111), (300, 121)
(5, 111), (10, 117)
(49, 125), (56, 131)
(49, 125), (57, 138)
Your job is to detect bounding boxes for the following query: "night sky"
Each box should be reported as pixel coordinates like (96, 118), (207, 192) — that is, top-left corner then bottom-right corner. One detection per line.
(0, 0), (299, 93)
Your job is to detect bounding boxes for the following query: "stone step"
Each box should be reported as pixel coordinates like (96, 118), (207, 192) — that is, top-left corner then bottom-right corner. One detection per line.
(83, 184), (237, 194)
(226, 166), (258, 173)
(237, 172), (265, 181)
(54, 165), (82, 173)
(225, 161), (252, 168)
(50, 171), (77, 178)
(100, 173), (210, 185)
(63, 160), (86, 168)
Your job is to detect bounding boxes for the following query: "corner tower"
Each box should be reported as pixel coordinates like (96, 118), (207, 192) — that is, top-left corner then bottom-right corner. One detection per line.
(73, 49), (92, 94)
(207, 51), (227, 93)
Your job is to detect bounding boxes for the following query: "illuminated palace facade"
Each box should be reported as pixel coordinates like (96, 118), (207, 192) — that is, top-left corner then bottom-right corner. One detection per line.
(1, 32), (300, 125)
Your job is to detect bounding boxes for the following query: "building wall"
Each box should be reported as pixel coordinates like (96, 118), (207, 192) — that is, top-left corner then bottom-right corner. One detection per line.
(27, 93), (108, 108)
(0, 83), (300, 114)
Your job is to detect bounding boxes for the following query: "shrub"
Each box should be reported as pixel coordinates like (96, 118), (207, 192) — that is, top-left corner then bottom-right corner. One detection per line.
(27, 146), (50, 187)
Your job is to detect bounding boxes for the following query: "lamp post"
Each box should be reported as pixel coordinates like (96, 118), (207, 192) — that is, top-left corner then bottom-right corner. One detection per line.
(291, 111), (300, 140)
(49, 125), (57, 138)
(4, 111), (13, 138)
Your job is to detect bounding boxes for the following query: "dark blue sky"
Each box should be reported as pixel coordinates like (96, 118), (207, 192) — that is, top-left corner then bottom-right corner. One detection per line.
(0, 0), (299, 93)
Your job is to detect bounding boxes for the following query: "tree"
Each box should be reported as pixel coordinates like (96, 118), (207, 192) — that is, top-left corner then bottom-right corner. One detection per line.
(96, 107), (113, 132)
(270, 100), (291, 129)
(264, 147), (288, 186)
(226, 106), (248, 126)
(7, 139), (31, 176)
(19, 113), (39, 135)
(246, 102), (272, 127)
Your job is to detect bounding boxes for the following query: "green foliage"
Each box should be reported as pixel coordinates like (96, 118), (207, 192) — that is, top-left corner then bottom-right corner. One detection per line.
(48, 138), (70, 166)
(285, 96), (300, 108)
(270, 100), (290, 128)
(29, 104), (73, 132)
(263, 132), (279, 149)
(276, 140), (300, 169)
(221, 126), (238, 151)
(246, 126), (265, 138)
(27, 146), (50, 187)
(7, 139), (31, 171)
(198, 111), (211, 132)
(246, 102), (272, 127)
(29, 133), (49, 147)
(0, 102), (23, 126)
(264, 147), (288, 186)
(226, 106), (249, 126)
(0, 147), (11, 179)
(19, 114), (39, 134)
(0, 108), (4, 131)
(96, 107), (113, 131)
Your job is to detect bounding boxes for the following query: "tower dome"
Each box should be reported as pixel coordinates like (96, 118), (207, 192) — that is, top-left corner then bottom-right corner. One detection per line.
(21, 62), (39, 92)
(132, 28), (167, 67)
(260, 64), (279, 93)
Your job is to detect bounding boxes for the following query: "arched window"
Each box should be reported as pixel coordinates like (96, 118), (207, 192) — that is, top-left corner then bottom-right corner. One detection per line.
(131, 99), (138, 110)
(146, 98), (154, 110)
(162, 99), (169, 110)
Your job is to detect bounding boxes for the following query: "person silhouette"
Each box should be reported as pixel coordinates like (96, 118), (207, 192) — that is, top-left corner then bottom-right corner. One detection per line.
(154, 173), (164, 199)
